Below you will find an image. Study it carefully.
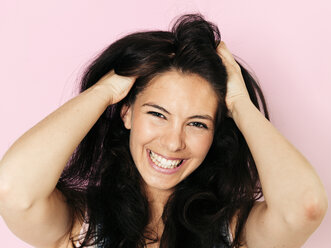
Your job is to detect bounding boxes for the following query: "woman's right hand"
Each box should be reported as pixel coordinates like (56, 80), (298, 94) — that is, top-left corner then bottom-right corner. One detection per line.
(95, 70), (137, 105)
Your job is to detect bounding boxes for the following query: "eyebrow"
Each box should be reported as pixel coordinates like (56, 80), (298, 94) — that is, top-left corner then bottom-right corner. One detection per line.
(142, 103), (170, 114)
(142, 103), (214, 122)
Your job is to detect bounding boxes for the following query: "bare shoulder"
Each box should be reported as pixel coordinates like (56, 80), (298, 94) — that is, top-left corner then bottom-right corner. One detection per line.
(24, 189), (85, 248)
(229, 200), (291, 248)
(229, 201), (269, 248)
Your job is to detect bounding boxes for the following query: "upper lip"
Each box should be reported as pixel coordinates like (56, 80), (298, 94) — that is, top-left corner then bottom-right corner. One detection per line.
(148, 149), (186, 161)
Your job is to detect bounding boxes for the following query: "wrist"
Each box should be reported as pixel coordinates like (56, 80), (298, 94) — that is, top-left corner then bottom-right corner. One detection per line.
(230, 97), (258, 125)
(89, 84), (114, 107)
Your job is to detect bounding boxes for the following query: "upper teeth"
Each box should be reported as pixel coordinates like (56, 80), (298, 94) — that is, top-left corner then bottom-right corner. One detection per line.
(149, 150), (182, 169)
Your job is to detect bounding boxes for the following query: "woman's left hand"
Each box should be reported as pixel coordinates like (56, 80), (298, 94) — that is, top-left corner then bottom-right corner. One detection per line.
(216, 41), (251, 118)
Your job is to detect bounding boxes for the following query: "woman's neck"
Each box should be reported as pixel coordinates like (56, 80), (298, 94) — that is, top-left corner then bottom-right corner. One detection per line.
(145, 185), (173, 217)
(144, 185), (173, 237)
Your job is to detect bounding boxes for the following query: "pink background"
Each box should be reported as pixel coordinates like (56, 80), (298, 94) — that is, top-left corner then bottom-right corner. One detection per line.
(0, 0), (330, 247)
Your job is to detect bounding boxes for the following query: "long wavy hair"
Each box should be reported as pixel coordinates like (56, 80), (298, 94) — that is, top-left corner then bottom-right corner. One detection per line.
(56, 13), (269, 248)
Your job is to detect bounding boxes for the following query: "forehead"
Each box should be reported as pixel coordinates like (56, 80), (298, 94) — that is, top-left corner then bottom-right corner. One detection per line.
(135, 70), (219, 116)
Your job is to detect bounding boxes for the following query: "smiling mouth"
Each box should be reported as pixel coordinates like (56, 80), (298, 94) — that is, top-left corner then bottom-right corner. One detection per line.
(149, 150), (184, 169)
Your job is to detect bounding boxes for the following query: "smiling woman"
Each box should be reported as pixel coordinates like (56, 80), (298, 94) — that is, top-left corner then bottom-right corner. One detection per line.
(122, 71), (218, 193)
(0, 13), (327, 248)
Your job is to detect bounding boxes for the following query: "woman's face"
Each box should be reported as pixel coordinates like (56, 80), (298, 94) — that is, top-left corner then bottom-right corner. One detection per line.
(121, 70), (218, 194)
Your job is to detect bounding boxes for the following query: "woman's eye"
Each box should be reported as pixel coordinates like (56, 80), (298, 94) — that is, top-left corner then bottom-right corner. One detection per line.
(147, 111), (166, 119)
(189, 122), (208, 129)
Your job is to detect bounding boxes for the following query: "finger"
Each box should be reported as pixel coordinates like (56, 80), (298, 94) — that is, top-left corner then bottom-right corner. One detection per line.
(216, 41), (231, 56)
(217, 42), (241, 72)
(217, 42), (238, 63)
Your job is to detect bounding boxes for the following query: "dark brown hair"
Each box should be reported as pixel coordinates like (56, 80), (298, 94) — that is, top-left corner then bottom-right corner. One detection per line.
(57, 13), (269, 248)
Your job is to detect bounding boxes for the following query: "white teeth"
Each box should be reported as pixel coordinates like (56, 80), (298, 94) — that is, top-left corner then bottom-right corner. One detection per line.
(149, 150), (182, 169)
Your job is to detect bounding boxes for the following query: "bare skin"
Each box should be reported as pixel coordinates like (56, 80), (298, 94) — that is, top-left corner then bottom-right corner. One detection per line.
(0, 42), (328, 248)
(0, 71), (136, 248)
(217, 42), (328, 247)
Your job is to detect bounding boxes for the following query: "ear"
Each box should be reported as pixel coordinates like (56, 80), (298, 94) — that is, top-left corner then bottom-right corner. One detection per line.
(120, 104), (132, 130)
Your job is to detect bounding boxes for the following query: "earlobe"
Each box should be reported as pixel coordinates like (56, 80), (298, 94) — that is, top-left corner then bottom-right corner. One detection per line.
(120, 104), (132, 130)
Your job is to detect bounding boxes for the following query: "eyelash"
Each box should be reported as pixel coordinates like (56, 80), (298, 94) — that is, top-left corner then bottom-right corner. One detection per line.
(189, 122), (208, 129)
(148, 111), (166, 119)
(147, 111), (208, 129)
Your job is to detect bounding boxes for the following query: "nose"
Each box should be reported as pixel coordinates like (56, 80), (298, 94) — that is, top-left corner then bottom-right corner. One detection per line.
(160, 126), (186, 152)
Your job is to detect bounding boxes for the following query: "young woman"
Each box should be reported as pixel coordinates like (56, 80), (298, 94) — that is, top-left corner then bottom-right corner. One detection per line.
(0, 14), (328, 248)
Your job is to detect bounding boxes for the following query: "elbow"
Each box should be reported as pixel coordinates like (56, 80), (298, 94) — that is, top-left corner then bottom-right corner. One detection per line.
(0, 177), (11, 213)
(303, 191), (328, 222)
(0, 160), (10, 209)
(282, 189), (328, 229)
(0, 175), (33, 213)
(0, 170), (10, 201)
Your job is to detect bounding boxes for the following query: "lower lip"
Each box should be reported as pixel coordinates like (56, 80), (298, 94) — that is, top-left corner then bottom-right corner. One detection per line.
(146, 149), (185, 175)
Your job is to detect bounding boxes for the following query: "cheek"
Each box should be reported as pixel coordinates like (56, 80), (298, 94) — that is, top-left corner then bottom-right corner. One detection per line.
(188, 132), (214, 159)
(130, 116), (159, 148)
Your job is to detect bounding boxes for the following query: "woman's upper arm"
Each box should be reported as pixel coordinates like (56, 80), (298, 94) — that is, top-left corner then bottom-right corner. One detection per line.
(241, 200), (324, 248)
(1, 189), (74, 248)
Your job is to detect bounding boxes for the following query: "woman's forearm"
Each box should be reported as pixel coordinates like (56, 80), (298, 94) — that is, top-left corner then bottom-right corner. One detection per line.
(0, 84), (110, 208)
(232, 98), (328, 223)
